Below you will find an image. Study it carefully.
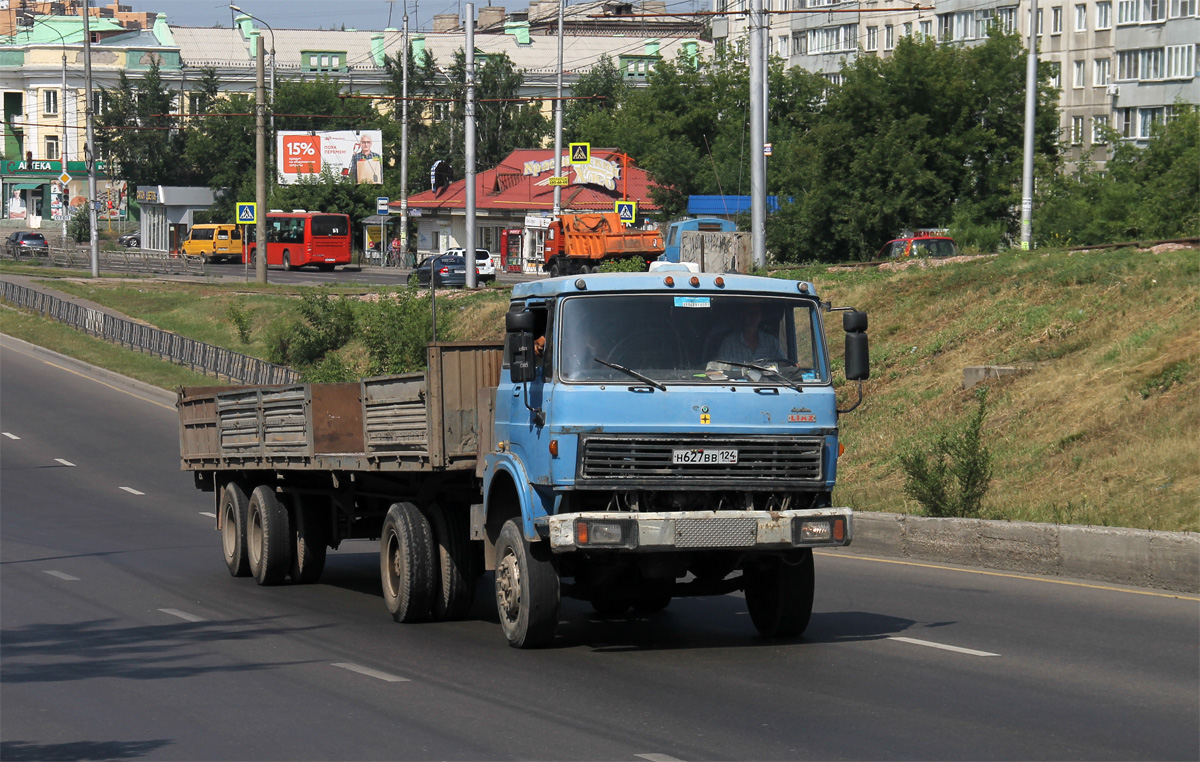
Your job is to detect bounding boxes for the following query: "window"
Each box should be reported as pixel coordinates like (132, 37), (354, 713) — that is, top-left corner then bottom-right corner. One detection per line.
(1138, 107), (1164, 137)
(1097, 1), (1113, 26)
(1076, 3), (1088, 29)
(1140, 47), (1163, 79)
(1142, 0), (1166, 20)
(998, 6), (1018, 32)
(866, 26), (879, 51)
(1050, 61), (1062, 88)
(1170, 0), (1196, 15)
(1116, 50), (1139, 79)
(778, 35), (789, 57)
(1071, 116), (1084, 144)
(809, 25), (856, 53)
(1052, 6), (1064, 32)
(1037, 8), (1044, 33)
(885, 24), (895, 49)
(303, 50), (345, 73)
(938, 13), (952, 40)
(919, 19), (932, 38)
(793, 33), (807, 55)
(42, 90), (57, 115)
(1117, 106), (1135, 137)
(903, 21), (913, 37)
(975, 9), (994, 37)
(1074, 60), (1086, 87)
(44, 135), (58, 160)
(1093, 115), (1110, 143)
(823, 72), (843, 86)
(1117, 0), (1139, 23)
(1165, 44), (1194, 78)
(1095, 57), (1111, 85)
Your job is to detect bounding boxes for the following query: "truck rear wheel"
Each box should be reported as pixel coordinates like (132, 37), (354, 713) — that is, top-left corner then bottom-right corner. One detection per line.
(424, 503), (474, 621)
(380, 502), (435, 623)
(220, 482), (251, 578)
(289, 495), (328, 584)
(548, 261), (561, 278)
(495, 519), (559, 648)
(744, 550), (815, 637)
(247, 485), (291, 586)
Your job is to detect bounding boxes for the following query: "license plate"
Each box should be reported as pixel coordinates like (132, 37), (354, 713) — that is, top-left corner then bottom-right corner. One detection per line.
(672, 448), (738, 465)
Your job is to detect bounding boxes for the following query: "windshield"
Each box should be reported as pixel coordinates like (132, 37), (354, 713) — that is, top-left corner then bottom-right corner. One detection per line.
(913, 239), (957, 257)
(557, 293), (825, 385)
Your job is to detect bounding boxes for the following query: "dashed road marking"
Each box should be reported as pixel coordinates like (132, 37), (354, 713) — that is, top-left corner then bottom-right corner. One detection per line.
(889, 636), (999, 657)
(43, 570), (79, 581)
(120, 487), (145, 495)
(160, 608), (206, 623)
(199, 511), (216, 518)
(331, 663), (409, 682)
(3, 432), (19, 440)
(637, 755), (686, 762)
(55, 458), (76, 467)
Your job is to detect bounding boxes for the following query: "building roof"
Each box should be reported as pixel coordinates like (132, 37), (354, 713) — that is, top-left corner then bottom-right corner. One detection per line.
(405, 147), (661, 215)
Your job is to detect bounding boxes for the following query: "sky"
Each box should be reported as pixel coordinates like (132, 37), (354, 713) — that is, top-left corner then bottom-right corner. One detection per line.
(123, 0), (704, 34)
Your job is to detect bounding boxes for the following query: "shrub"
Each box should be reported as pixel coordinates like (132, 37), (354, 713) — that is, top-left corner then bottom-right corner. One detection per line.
(899, 389), (993, 518)
(263, 293), (356, 367)
(67, 205), (90, 243)
(599, 257), (648, 273)
(358, 290), (434, 374)
(225, 300), (252, 344)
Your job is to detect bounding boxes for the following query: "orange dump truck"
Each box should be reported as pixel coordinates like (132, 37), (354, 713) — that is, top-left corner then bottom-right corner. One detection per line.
(542, 213), (664, 277)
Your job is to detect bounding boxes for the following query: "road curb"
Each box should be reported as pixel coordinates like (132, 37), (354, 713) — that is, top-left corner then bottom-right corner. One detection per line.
(844, 512), (1199, 594)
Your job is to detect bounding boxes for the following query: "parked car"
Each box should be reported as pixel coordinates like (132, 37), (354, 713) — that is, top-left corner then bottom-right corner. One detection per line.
(877, 235), (959, 260)
(5, 231), (50, 257)
(442, 247), (496, 282)
(411, 254), (468, 288)
(181, 224), (242, 263)
(118, 229), (140, 247)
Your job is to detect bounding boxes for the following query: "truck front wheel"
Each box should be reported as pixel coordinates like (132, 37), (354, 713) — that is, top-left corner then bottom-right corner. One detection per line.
(380, 502), (435, 623)
(247, 485), (291, 586)
(220, 482), (251, 578)
(744, 550), (815, 637)
(495, 519), (560, 648)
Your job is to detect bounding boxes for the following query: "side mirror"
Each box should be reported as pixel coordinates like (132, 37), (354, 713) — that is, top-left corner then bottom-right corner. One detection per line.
(506, 310), (536, 334)
(844, 310), (869, 381)
(506, 310), (536, 383)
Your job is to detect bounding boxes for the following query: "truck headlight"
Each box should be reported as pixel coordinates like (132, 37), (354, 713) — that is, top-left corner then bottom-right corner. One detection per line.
(576, 519), (638, 549)
(793, 517), (845, 545)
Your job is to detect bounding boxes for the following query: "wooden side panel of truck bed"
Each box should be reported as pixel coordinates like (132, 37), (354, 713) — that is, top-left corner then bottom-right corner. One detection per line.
(178, 343), (503, 473)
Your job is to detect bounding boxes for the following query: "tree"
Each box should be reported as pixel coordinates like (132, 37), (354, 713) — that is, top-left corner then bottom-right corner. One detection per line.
(564, 54), (629, 141)
(95, 60), (183, 189)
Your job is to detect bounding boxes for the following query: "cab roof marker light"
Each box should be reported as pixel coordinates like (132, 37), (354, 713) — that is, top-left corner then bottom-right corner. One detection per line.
(664, 276), (675, 287)
(574, 278), (587, 290)
(714, 276), (725, 288)
(798, 282), (809, 293)
(689, 276), (700, 287)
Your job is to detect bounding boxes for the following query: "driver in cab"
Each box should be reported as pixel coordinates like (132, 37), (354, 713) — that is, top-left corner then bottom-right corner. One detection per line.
(718, 303), (783, 363)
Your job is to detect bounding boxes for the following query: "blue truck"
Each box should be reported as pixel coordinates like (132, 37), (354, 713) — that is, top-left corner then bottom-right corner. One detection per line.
(177, 266), (870, 648)
(661, 217), (738, 263)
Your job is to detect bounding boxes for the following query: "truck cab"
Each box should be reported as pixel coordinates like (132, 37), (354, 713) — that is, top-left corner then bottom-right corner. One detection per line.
(481, 267), (869, 646)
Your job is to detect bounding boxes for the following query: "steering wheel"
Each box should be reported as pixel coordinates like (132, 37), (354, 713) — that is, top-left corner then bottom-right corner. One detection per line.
(751, 356), (798, 369)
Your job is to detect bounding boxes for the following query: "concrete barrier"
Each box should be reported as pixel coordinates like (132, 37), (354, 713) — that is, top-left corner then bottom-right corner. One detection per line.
(838, 512), (1199, 594)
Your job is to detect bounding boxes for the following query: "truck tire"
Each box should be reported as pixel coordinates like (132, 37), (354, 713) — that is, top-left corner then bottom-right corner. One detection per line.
(247, 485), (291, 586)
(744, 550), (815, 637)
(220, 482), (251, 578)
(424, 503), (474, 621)
(548, 261), (561, 278)
(494, 519), (559, 648)
(289, 495), (328, 584)
(380, 502), (435, 623)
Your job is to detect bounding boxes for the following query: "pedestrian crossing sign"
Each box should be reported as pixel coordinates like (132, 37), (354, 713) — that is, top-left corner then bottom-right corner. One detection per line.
(615, 200), (637, 224)
(569, 142), (590, 165)
(237, 202), (257, 224)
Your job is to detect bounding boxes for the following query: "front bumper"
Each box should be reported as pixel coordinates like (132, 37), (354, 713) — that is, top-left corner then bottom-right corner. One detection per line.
(539, 508), (852, 553)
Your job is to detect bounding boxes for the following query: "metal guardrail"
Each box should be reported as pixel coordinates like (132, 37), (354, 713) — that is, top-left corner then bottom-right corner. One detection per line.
(0, 280), (299, 386)
(1, 245), (209, 275)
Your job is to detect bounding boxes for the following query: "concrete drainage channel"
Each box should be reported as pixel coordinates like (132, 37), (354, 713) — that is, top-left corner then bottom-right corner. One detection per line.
(836, 512), (1199, 594)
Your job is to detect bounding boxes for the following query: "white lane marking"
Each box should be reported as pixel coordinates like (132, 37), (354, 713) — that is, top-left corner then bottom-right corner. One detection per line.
(3, 432), (19, 440)
(637, 755), (686, 762)
(43, 570), (79, 581)
(199, 511), (216, 518)
(160, 608), (206, 623)
(889, 636), (1000, 657)
(120, 487), (145, 495)
(55, 458), (76, 467)
(331, 663), (410, 682)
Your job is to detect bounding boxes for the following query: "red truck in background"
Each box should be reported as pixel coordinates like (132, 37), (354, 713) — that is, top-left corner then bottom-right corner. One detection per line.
(542, 213), (664, 277)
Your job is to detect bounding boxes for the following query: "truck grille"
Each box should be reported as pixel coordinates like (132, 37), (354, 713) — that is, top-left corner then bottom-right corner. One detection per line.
(577, 435), (824, 486)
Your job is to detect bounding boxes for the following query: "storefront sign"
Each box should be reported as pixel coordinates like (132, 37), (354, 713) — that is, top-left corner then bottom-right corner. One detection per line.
(522, 154), (620, 191)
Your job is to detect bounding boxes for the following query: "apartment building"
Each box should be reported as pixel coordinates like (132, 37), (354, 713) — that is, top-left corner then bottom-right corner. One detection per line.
(712, 0), (1198, 166)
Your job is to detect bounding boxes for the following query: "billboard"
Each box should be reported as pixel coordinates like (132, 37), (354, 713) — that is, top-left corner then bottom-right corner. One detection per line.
(277, 130), (383, 185)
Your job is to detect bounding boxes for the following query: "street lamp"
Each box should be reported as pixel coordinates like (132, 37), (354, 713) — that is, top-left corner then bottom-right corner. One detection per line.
(229, 5), (275, 141)
(18, 11), (70, 245)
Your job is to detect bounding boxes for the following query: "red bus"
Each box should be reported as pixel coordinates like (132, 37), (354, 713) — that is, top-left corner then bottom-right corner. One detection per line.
(242, 211), (352, 271)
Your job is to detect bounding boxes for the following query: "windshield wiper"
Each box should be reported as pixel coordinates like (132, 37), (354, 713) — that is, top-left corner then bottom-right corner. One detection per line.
(594, 358), (667, 391)
(721, 360), (804, 393)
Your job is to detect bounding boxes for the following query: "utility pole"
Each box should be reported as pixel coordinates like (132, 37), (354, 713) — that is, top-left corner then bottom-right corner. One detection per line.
(255, 34), (267, 283)
(1020, 0), (1040, 251)
(82, 2), (99, 277)
(748, 0), (766, 269)
(399, 12), (410, 267)
(552, 0), (564, 216)
(464, 3), (477, 289)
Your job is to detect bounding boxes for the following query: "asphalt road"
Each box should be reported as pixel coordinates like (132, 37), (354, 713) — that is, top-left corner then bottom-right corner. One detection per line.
(1, 335), (1197, 761)
(194, 261), (543, 288)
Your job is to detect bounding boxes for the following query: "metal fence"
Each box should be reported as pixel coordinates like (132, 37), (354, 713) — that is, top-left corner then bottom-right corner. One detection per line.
(1, 245), (210, 276)
(0, 280), (299, 385)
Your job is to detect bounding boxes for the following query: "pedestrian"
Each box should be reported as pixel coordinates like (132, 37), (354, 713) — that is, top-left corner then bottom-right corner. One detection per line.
(389, 236), (402, 267)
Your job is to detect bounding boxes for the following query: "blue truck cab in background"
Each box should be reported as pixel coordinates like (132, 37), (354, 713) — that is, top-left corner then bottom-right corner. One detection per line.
(661, 217), (738, 263)
(480, 265), (870, 647)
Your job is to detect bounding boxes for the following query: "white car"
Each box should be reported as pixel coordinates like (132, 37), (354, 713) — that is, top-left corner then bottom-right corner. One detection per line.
(444, 248), (496, 282)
